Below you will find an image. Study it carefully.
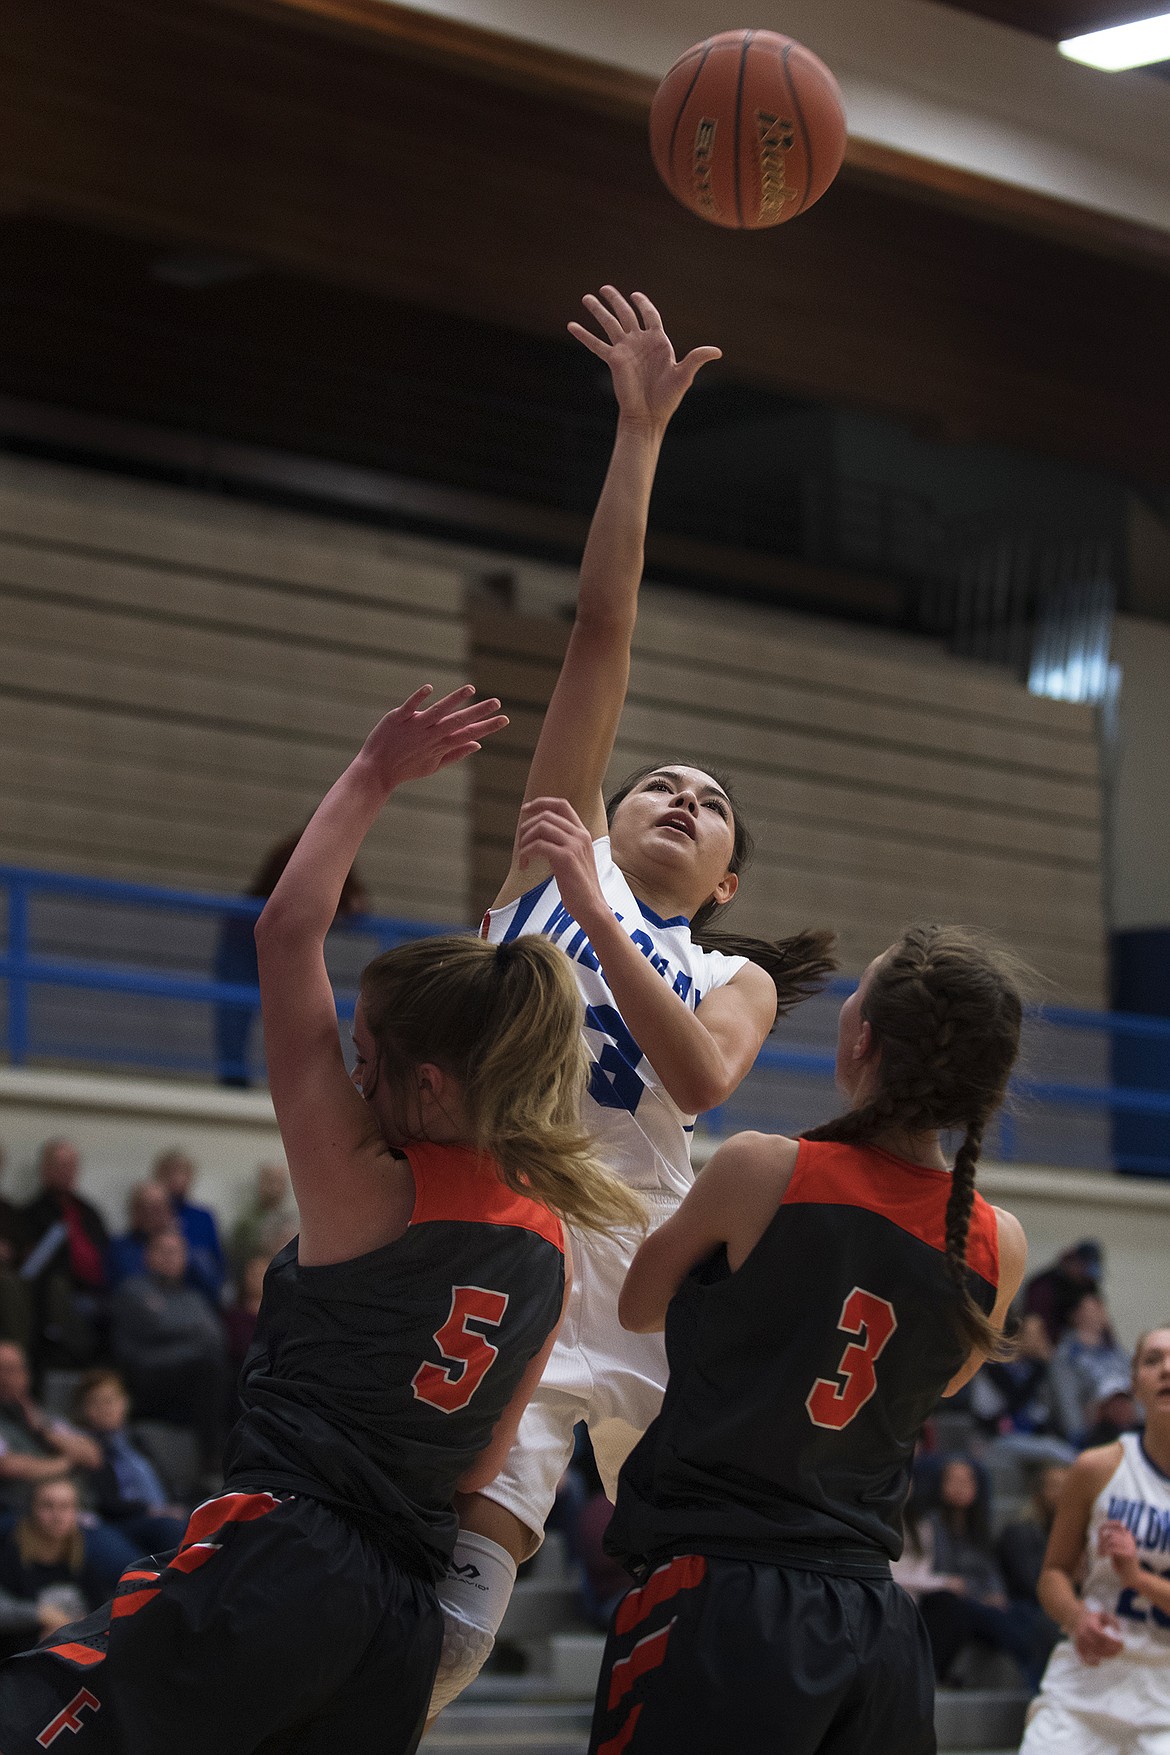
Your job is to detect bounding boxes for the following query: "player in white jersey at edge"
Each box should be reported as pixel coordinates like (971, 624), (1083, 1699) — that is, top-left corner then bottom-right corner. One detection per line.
(428, 287), (835, 1712)
(1021, 1325), (1170, 1755)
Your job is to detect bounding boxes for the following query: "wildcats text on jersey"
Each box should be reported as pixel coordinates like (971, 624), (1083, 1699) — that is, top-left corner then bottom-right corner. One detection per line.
(1107, 1494), (1170, 1557)
(483, 838), (747, 1198)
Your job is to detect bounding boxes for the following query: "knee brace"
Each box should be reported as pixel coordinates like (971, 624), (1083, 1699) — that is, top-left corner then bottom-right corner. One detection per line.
(429, 1531), (518, 1715)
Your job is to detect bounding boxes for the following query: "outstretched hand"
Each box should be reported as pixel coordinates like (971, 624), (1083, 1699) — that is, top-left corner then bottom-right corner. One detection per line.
(358, 685), (508, 792)
(1072, 1604), (1125, 1666)
(569, 287), (721, 432)
(518, 797), (609, 928)
(1099, 1519), (1143, 1589)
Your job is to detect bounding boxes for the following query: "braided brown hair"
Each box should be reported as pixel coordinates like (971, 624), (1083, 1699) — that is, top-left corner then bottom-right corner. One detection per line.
(606, 762), (837, 1020)
(803, 924), (1025, 1359)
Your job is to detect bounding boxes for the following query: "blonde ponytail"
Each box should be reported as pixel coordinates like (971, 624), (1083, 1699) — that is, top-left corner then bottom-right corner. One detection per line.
(360, 936), (644, 1237)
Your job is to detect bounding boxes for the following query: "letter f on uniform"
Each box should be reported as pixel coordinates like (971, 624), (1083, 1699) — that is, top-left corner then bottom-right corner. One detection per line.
(37, 1688), (100, 1747)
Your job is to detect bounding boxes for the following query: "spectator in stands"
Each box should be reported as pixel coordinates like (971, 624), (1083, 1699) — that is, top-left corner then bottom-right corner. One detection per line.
(110, 1228), (229, 1473)
(893, 1457), (1044, 1688)
(970, 1312), (1075, 1466)
(0, 1145), (21, 1270)
(213, 833), (367, 1088)
(18, 1139), (109, 1367)
(223, 1254), (268, 1371)
(0, 1341), (102, 1519)
(0, 1343), (139, 1591)
(152, 1150), (226, 1304)
(1082, 1373), (1142, 1448)
(1049, 1290), (1132, 1447)
(0, 1146), (30, 1352)
(996, 1461), (1069, 1618)
(1024, 1241), (1102, 1345)
(108, 1181), (176, 1288)
(72, 1369), (185, 1554)
(0, 1575), (72, 1662)
(229, 1163), (297, 1275)
(0, 1480), (111, 1620)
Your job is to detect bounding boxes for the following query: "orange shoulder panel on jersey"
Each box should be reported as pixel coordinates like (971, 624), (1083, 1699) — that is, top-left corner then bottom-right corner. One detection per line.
(783, 1139), (999, 1287)
(405, 1141), (565, 1254)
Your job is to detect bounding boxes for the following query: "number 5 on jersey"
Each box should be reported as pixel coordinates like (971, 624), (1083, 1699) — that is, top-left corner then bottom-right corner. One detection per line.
(806, 1287), (897, 1431)
(413, 1285), (510, 1413)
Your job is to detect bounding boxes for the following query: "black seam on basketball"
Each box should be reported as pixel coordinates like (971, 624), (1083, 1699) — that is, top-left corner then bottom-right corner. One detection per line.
(733, 31), (752, 229)
(782, 42), (814, 214)
(667, 41), (711, 199)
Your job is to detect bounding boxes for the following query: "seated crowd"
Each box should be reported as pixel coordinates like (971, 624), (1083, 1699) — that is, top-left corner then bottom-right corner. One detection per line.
(0, 1137), (296, 1657)
(0, 1133), (1150, 1696)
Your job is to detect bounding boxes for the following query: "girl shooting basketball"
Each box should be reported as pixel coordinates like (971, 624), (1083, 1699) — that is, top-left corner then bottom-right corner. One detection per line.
(1020, 1325), (1170, 1755)
(435, 287), (834, 1710)
(0, 684), (641, 1755)
(587, 924), (1028, 1755)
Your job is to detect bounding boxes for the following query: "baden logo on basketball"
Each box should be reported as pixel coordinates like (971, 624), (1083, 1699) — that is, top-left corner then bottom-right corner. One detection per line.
(756, 111), (799, 224)
(691, 119), (718, 215)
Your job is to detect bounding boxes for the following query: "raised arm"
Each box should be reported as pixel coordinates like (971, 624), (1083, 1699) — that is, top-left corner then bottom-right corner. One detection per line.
(515, 798), (777, 1114)
(255, 686), (506, 1262)
(493, 289), (720, 909)
(1038, 1446), (1126, 1663)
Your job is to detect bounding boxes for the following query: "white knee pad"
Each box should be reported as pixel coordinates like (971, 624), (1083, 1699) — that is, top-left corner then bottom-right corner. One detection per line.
(429, 1531), (517, 1715)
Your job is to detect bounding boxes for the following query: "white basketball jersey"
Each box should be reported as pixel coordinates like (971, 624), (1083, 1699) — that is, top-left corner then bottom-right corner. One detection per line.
(482, 837), (747, 1204)
(1036, 1433), (1170, 1727)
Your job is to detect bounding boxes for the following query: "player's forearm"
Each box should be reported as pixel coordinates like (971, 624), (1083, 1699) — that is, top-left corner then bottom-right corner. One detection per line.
(584, 909), (731, 1113)
(575, 421), (664, 632)
(256, 758), (386, 951)
(1119, 1562), (1170, 1615)
(1037, 1566), (1082, 1633)
(618, 1243), (673, 1333)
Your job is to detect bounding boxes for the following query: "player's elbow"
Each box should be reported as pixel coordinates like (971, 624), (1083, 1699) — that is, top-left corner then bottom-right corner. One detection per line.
(672, 1063), (737, 1117)
(618, 1284), (663, 1335)
(254, 895), (309, 952)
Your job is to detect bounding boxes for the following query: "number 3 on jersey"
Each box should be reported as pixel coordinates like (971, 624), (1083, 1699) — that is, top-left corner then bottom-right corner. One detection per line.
(806, 1287), (897, 1431)
(413, 1285), (510, 1413)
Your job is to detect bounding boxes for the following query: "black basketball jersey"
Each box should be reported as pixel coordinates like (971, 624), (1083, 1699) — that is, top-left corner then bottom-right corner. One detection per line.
(223, 1142), (565, 1582)
(606, 1139), (999, 1577)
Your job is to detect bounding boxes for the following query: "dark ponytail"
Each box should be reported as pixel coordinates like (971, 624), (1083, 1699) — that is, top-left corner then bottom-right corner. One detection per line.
(606, 763), (837, 1019)
(804, 924), (1025, 1361)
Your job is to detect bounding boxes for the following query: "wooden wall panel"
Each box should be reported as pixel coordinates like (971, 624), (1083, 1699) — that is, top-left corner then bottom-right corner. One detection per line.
(471, 595), (1107, 1004)
(0, 456), (471, 918)
(0, 0), (1166, 489)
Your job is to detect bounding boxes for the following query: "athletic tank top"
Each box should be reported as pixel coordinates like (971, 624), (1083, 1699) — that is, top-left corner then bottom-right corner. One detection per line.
(482, 837), (747, 1205)
(223, 1142), (565, 1582)
(606, 1139), (999, 1576)
(1036, 1434), (1170, 1725)
(1083, 1434), (1170, 1658)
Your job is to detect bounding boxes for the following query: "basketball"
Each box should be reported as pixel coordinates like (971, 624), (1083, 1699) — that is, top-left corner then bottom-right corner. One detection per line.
(649, 29), (847, 229)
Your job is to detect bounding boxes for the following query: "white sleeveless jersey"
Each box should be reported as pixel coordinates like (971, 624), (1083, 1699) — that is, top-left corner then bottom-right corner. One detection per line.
(482, 837), (748, 1205)
(1034, 1433), (1170, 1727)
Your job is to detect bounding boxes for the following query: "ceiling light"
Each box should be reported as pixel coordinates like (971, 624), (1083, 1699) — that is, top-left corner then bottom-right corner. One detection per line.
(1059, 10), (1170, 70)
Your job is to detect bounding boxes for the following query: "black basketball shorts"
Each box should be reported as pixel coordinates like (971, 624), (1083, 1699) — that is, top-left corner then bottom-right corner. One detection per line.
(588, 1553), (936, 1755)
(0, 1490), (443, 1755)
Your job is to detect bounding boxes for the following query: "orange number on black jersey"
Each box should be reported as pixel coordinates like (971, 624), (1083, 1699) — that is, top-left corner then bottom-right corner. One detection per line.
(805, 1286), (897, 1431)
(412, 1285), (510, 1414)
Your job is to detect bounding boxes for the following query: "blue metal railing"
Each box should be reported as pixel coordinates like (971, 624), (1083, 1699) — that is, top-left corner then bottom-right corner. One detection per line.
(3, 863), (1169, 1175)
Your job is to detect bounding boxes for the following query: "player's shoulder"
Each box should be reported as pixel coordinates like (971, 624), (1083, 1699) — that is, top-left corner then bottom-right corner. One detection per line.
(1067, 1439), (1125, 1496)
(701, 1130), (800, 1193)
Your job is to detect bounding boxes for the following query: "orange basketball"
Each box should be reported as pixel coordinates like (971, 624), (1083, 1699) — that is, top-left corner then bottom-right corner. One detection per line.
(649, 29), (847, 229)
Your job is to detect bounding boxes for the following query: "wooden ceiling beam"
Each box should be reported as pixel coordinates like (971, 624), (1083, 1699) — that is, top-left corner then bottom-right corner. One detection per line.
(218, 0), (1170, 271)
(1, 0), (1168, 486)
